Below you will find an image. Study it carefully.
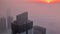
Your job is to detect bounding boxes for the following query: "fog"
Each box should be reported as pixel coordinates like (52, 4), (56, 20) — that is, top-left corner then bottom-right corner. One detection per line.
(0, 0), (60, 34)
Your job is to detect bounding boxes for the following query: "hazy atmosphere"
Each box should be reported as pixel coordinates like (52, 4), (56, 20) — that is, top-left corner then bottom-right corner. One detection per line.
(0, 0), (60, 34)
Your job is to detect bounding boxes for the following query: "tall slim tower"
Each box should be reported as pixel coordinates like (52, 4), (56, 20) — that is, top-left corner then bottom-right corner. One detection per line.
(6, 8), (13, 29)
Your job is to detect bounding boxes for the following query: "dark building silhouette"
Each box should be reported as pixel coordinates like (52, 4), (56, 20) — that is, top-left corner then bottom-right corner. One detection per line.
(0, 16), (13, 32)
(7, 16), (13, 29)
(0, 17), (6, 32)
(33, 26), (46, 34)
(11, 12), (33, 34)
(16, 12), (28, 25)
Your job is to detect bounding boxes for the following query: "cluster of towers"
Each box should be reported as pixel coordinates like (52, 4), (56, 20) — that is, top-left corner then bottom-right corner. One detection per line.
(0, 12), (46, 34)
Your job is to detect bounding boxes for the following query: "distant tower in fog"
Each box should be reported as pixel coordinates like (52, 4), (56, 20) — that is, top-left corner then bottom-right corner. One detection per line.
(0, 8), (13, 32)
(0, 17), (6, 32)
(6, 8), (13, 29)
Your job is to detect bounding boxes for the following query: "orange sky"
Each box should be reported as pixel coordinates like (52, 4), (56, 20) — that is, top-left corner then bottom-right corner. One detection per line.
(25, 0), (60, 4)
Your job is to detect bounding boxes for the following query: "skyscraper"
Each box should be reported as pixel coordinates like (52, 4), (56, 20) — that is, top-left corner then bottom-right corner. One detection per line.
(0, 17), (6, 32)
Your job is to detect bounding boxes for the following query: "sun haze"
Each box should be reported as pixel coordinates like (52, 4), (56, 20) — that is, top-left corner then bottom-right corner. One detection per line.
(25, 0), (60, 4)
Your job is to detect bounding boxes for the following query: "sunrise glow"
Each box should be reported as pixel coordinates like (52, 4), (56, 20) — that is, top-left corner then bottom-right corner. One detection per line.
(40, 0), (57, 3)
(43, 0), (54, 3)
(26, 0), (60, 4)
